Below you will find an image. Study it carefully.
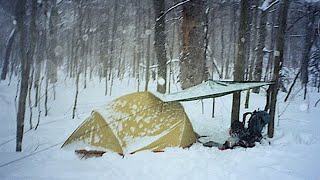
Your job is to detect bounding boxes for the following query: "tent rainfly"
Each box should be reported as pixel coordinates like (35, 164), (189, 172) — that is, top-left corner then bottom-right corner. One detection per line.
(153, 80), (273, 102)
(62, 91), (197, 155)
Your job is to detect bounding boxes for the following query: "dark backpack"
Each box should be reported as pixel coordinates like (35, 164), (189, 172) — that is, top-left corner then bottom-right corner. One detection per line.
(247, 110), (271, 137)
(227, 110), (271, 149)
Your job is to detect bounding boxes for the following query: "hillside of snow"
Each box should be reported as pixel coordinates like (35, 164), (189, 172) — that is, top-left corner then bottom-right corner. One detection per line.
(0, 76), (320, 180)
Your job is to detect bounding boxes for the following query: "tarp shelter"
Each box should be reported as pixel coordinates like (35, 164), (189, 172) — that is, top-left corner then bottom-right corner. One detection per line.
(153, 80), (273, 102)
(62, 91), (197, 155)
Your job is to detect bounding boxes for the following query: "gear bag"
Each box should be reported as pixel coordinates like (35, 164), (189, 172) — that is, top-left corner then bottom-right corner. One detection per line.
(221, 110), (271, 150)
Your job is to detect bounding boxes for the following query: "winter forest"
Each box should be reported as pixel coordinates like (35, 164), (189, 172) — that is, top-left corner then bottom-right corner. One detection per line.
(0, 0), (320, 179)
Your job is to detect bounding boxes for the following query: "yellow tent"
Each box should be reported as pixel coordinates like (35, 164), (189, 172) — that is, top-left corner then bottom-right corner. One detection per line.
(62, 91), (197, 155)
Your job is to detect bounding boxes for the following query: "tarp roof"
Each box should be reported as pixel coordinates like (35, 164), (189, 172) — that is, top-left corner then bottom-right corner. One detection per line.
(152, 80), (273, 102)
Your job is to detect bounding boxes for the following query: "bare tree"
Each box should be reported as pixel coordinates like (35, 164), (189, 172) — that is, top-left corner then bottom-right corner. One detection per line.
(231, 0), (249, 124)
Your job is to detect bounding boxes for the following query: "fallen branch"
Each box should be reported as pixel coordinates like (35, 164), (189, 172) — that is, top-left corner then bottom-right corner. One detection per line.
(75, 149), (106, 159)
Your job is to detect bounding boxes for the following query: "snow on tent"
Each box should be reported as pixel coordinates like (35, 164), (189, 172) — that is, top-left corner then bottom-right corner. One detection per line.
(62, 91), (197, 155)
(153, 80), (273, 102)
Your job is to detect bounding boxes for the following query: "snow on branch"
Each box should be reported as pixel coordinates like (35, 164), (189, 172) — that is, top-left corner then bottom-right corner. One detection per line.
(156, 0), (191, 22)
(259, 0), (279, 11)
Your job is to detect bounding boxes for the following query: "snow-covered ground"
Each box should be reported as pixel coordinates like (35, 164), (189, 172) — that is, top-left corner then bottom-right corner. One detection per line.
(0, 76), (319, 180)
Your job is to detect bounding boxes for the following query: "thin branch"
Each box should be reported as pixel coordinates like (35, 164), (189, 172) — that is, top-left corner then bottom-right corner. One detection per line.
(286, 10), (320, 33)
(284, 69), (301, 102)
(156, 0), (191, 22)
(315, 99), (320, 107)
(259, 0), (279, 11)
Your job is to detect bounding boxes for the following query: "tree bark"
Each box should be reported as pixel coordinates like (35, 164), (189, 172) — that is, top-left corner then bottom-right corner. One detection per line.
(220, 18), (225, 78)
(248, 0), (260, 81)
(180, 0), (208, 90)
(108, 0), (118, 96)
(153, 0), (168, 93)
(253, 6), (267, 93)
(34, 28), (46, 107)
(231, 0), (249, 124)
(268, 0), (290, 138)
(47, 0), (58, 84)
(145, 8), (152, 91)
(1, 28), (17, 80)
(26, 0), (38, 130)
(301, 3), (316, 100)
(15, 0), (28, 152)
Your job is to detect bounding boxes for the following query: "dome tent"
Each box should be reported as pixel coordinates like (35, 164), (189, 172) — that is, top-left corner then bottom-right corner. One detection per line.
(62, 91), (197, 155)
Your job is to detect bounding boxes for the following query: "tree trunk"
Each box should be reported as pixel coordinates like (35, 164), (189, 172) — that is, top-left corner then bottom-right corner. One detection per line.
(44, 77), (49, 116)
(28, 68), (34, 130)
(301, 3), (316, 100)
(27, 0), (38, 128)
(15, 0), (28, 152)
(253, 6), (267, 93)
(209, 5), (217, 78)
(72, 0), (85, 116)
(34, 0), (48, 108)
(244, 2), (253, 80)
(268, 0), (290, 138)
(83, 8), (92, 89)
(232, 3), (239, 68)
(108, 0), (118, 96)
(1, 28), (17, 80)
(231, 0), (249, 124)
(153, 0), (168, 93)
(145, 8), (152, 91)
(180, 0), (208, 90)
(99, 15), (110, 95)
(248, 0), (260, 81)
(34, 29), (46, 107)
(47, 0), (58, 84)
(220, 18), (225, 78)
(225, 4), (234, 80)
(72, 69), (80, 119)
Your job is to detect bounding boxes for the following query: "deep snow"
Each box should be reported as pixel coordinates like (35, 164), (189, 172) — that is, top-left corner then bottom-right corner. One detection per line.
(0, 76), (319, 180)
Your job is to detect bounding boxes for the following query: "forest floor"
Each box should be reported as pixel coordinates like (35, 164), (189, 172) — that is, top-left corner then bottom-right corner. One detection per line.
(0, 76), (319, 180)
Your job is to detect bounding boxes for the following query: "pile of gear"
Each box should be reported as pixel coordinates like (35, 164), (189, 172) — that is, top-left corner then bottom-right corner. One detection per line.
(202, 110), (271, 150)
